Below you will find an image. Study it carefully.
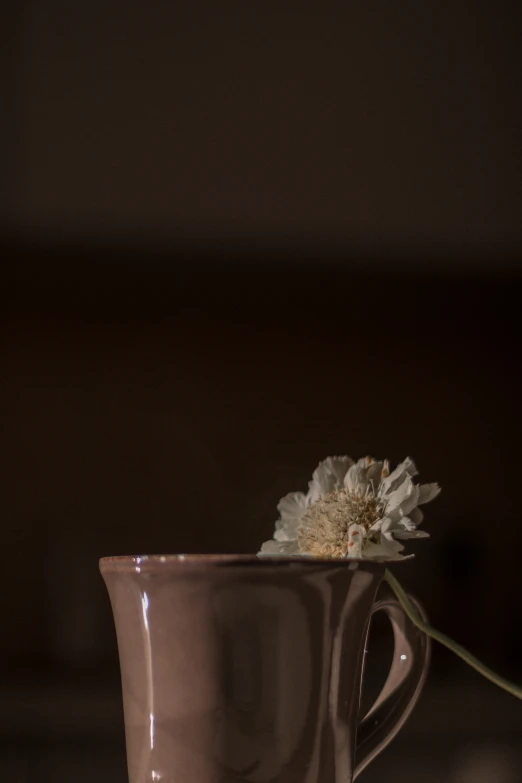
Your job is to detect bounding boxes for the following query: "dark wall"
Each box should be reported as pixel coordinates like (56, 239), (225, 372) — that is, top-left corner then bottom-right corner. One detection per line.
(4, 1), (522, 254)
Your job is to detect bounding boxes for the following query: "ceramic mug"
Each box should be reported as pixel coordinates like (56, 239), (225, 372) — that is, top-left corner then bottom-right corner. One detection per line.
(101, 554), (430, 782)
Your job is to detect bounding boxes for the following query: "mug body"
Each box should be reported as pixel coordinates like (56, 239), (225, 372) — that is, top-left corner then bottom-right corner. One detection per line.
(101, 554), (385, 783)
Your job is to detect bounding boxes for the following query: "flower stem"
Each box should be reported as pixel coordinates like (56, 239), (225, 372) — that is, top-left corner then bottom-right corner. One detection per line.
(384, 568), (522, 701)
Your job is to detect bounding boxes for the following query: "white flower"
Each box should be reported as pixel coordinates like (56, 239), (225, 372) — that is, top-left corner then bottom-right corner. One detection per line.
(259, 455), (440, 561)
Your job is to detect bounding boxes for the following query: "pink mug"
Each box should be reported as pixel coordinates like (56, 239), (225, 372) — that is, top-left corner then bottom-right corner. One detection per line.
(101, 554), (430, 782)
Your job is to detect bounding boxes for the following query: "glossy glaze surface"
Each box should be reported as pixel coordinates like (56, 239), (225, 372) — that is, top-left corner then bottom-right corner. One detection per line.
(100, 555), (429, 782)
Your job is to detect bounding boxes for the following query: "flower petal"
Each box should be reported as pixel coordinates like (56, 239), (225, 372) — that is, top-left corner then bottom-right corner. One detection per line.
(366, 461), (384, 491)
(379, 456), (418, 498)
(346, 523), (366, 558)
(368, 515), (387, 533)
(380, 532), (406, 556)
(371, 511), (430, 543)
(344, 463), (368, 493)
(394, 529), (430, 540)
(258, 539), (300, 556)
(383, 476), (420, 518)
(384, 513), (426, 537)
(409, 507), (424, 526)
(277, 491), (310, 519)
(378, 516), (399, 535)
(418, 483), (441, 505)
(274, 525), (298, 542)
(309, 455), (354, 502)
(274, 491), (310, 541)
(360, 541), (390, 558)
(363, 534), (409, 560)
(392, 515), (416, 532)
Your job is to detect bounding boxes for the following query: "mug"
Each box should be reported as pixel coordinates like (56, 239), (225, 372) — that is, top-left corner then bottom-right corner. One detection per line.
(101, 554), (430, 782)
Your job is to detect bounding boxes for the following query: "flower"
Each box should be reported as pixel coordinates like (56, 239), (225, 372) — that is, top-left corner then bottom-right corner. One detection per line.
(258, 455), (440, 561)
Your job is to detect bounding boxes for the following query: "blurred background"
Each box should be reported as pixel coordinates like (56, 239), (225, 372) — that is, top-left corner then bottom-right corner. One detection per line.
(2, 1), (522, 781)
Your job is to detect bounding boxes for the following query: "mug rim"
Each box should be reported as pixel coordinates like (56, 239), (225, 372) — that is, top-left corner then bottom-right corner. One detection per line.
(99, 553), (394, 572)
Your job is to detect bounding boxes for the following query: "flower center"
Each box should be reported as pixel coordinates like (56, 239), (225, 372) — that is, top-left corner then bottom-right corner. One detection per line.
(297, 488), (385, 557)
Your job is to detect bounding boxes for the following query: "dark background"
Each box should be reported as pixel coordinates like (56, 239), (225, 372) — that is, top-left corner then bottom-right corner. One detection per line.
(2, 2), (522, 781)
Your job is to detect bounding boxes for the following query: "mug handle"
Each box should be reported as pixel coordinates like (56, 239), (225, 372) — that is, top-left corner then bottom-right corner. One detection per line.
(353, 592), (431, 779)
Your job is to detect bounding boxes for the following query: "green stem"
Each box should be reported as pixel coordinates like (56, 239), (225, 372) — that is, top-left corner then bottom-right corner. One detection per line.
(384, 568), (522, 701)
